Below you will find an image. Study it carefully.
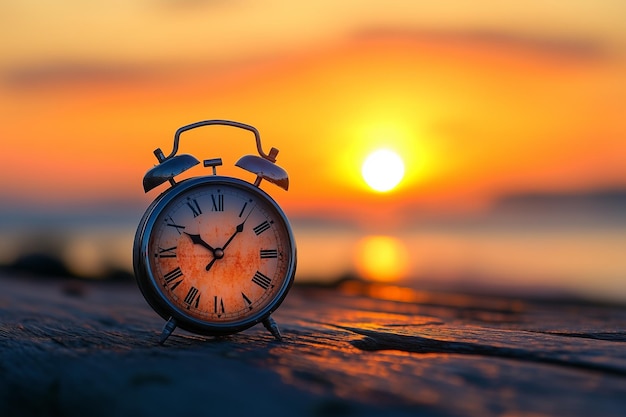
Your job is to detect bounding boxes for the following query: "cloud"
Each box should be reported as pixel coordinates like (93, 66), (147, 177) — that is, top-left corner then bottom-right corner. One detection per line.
(152, 0), (240, 12)
(3, 26), (610, 91)
(1, 62), (160, 90)
(353, 27), (608, 61)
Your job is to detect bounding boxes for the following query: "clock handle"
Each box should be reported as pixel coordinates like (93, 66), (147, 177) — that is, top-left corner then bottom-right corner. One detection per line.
(163, 119), (279, 163)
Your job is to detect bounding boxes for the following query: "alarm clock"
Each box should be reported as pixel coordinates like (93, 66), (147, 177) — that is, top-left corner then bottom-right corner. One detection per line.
(133, 120), (297, 344)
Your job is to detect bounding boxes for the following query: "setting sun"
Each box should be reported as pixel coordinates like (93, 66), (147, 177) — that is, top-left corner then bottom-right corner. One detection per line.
(361, 149), (406, 192)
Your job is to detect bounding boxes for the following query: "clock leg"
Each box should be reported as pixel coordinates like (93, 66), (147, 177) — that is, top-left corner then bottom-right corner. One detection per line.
(158, 317), (178, 345)
(262, 316), (283, 341)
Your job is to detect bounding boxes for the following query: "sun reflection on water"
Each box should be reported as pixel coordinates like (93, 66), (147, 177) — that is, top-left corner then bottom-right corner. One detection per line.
(353, 235), (409, 283)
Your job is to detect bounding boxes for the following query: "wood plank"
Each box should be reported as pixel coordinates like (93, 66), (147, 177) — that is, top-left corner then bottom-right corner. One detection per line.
(1, 273), (625, 417)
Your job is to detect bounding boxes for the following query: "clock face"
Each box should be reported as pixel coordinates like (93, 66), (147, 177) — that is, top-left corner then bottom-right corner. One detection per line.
(140, 178), (295, 330)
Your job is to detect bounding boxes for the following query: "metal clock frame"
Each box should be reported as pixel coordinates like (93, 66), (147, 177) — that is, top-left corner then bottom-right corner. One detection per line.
(133, 119), (297, 344)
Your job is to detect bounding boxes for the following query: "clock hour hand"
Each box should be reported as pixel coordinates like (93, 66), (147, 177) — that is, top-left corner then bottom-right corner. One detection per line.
(185, 233), (222, 271)
(184, 233), (216, 253)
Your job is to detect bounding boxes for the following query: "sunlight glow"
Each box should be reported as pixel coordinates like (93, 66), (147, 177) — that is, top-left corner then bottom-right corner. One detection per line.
(361, 149), (405, 192)
(354, 235), (410, 282)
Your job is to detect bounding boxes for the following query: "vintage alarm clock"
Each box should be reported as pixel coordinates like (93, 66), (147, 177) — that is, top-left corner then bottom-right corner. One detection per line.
(133, 120), (297, 344)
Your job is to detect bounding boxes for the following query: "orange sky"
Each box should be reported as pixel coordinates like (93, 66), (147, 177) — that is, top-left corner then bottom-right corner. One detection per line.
(1, 1), (625, 223)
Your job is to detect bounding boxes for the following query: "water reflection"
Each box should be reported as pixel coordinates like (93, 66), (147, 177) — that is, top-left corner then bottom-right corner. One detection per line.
(1, 207), (626, 302)
(353, 235), (409, 283)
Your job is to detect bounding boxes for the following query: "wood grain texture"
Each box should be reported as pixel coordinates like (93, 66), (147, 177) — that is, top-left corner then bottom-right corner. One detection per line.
(1, 273), (625, 417)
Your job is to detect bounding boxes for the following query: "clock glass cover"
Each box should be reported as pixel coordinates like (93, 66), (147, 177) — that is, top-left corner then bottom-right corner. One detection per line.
(138, 177), (295, 333)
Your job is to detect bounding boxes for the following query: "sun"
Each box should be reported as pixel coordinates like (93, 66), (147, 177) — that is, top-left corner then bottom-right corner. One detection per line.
(361, 149), (405, 192)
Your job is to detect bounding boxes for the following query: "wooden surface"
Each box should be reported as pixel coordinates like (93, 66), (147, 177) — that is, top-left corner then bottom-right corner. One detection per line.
(1, 272), (625, 417)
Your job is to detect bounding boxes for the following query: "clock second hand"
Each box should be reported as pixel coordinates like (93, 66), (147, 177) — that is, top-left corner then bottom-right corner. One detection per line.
(205, 256), (218, 272)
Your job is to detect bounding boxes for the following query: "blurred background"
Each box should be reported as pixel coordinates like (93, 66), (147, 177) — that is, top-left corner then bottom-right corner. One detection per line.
(1, 1), (625, 302)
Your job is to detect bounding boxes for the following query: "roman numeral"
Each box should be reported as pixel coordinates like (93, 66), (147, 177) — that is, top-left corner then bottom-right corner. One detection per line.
(241, 292), (253, 309)
(184, 286), (200, 308)
(260, 249), (278, 259)
(165, 216), (185, 234)
(186, 198), (202, 217)
(163, 267), (183, 290)
(238, 201), (250, 218)
(253, 220), (272, 236)
(251, 271), (272, 290)
(155, 246), (177, 258)
(214, 296), (225, 316)
(211, 194), (224, 211)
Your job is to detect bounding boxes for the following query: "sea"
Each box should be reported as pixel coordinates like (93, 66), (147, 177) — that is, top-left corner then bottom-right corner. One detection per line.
(1, 192), (625, 304)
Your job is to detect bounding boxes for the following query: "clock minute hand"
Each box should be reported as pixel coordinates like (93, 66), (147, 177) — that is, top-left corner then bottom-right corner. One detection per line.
(221, 221), (244, 251)
(221, 206), (255, 251)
